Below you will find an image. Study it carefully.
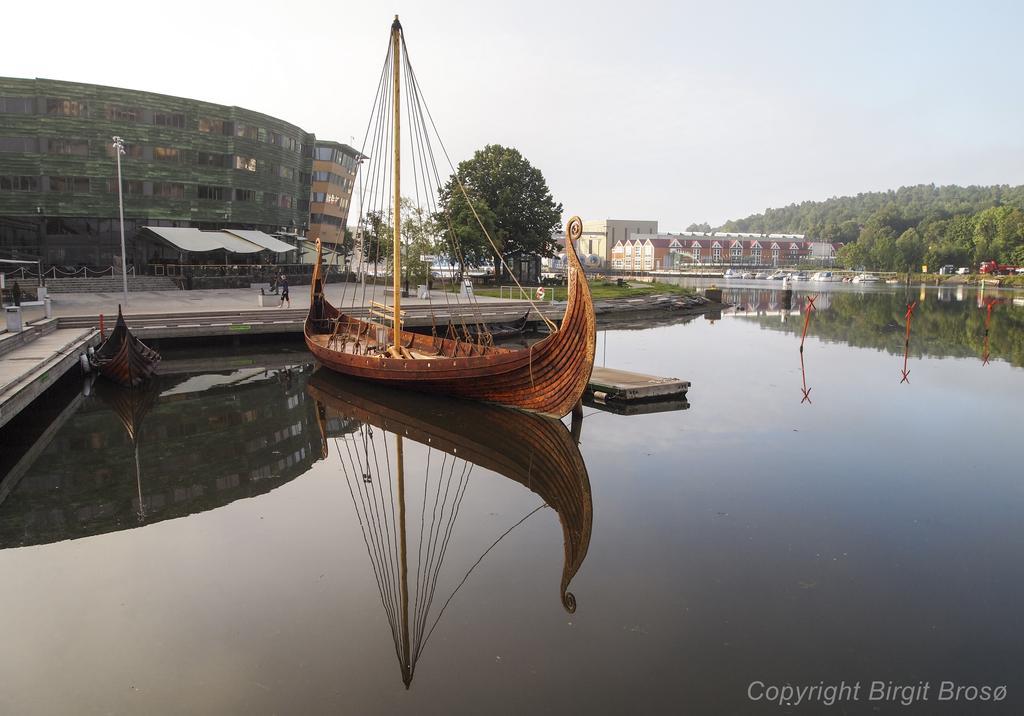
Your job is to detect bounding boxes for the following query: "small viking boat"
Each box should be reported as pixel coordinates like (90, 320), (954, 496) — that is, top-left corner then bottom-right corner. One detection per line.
(90, 307), (161, 387)
(304, 17), (596, 419)
(308, 369), (592, 688)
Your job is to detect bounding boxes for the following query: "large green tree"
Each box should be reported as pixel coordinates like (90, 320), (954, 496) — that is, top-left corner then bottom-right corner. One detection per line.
(400, 198), (439, 287)
(437, 144), (562, 282)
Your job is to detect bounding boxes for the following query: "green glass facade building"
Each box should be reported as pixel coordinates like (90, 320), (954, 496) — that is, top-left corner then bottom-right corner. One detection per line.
(0, 77), (321, 266)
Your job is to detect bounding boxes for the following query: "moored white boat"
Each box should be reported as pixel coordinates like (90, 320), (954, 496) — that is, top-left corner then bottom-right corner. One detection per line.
(852, 273), (881, 284)
(811, 271), (836, 282)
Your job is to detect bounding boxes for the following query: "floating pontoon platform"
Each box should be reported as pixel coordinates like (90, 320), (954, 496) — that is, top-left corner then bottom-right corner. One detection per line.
(586, 366), (690, 404)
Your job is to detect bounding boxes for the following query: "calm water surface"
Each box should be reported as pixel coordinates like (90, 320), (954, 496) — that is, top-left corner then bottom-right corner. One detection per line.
(1, 284), (1023, 715)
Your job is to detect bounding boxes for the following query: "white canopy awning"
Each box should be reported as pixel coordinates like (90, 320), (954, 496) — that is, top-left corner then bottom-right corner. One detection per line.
(223, 230), (296, 253)
(142, 227), (296, 254)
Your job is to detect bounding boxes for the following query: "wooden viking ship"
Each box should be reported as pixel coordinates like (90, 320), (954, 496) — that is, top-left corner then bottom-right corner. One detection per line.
(304, 17), (596, 419)
(307, 369), (592, 687)
(89, 307), (160, 387)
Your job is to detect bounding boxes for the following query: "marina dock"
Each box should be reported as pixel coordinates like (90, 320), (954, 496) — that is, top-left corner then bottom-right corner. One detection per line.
(2, 301), (690, 429)
(53, 301), (564, 339)
(0, 320), (100, 430)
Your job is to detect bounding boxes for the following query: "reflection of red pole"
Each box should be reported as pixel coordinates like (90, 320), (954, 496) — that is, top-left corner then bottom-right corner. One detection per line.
(982, 298), (997, 366)
(799, 295), (815, 403)
(800, 350), (812, 404)
(900, 301), (917, 384)
(99, 313), (105, 341)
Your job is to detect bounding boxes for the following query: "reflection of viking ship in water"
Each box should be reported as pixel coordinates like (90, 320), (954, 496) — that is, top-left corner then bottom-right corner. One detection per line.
(307, 370), (593, 688)
(93, 379), (160, 521)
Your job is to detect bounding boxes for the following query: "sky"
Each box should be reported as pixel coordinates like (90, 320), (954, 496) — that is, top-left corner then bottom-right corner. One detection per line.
(6, 0), (1024, 230)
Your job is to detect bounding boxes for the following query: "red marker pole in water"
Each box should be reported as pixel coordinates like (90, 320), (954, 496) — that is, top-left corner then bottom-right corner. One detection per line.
(799, 295), (816, 403)
(799, 294), (817, 352)
(900, 301), (917, 384)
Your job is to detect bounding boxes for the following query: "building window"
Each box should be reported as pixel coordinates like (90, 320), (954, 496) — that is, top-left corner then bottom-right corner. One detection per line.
(314, 146), (334, 161)
(46, 139), (90, 156)
(49, 176), (90, 193)
(731, 245), (742, 260)
(153, 182), (185, 199)
(712, 246), (722, 261)
(270, 132), (299, 151)
(198, 117), (229, 134)
(233, 188), (255, 202)
(278, 194), (293, 209)
(105, 105), (139, 121)
(0, 137), (38, 153)
(277, 165), (296, 180)
(310, 213), (343, 227)
(46, 99), (87, 116)
(263, 192), (279, 207)
(197, 151), (230, 167)
(198, 185), (225, 200)
(153, 147), (182, 161)
(0, 176), (39, 192)
(0, 97), (34, 114)
(753, 247), (762, 263)
(153, 112), (185, 128)
(106, 179), (145, 195)
(234, 123), (259, 141)
(234, 155), (258, 172)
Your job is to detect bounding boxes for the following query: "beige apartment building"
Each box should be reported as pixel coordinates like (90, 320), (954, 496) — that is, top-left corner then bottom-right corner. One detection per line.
(580, 219), (659, 265)
(308, 141), (363, 247)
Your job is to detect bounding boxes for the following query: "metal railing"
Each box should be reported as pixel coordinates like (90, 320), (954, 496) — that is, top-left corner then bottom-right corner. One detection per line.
(0, 263), (324, 280)
(1, 265), (137, 280)
(498, 285), (562, 302)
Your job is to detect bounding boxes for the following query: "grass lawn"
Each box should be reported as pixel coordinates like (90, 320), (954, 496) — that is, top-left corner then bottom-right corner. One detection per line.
(458, 280), (697, 302)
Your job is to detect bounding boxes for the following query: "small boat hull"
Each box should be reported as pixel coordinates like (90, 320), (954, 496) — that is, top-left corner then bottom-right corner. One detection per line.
(89, 308), (160, 387)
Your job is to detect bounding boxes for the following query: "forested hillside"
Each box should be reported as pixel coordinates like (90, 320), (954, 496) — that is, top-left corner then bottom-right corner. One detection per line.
(718, 184), (1024, 270)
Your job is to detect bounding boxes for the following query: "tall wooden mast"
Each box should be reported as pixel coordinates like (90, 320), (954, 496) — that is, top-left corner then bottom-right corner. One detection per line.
(391, 15), (403, 353)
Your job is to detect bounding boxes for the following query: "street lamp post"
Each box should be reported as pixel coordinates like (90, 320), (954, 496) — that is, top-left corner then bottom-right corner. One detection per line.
(112, 136), (129, 308)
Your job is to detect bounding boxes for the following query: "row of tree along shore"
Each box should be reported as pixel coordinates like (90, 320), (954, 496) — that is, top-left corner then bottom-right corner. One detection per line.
(714, 184), (1024, 273)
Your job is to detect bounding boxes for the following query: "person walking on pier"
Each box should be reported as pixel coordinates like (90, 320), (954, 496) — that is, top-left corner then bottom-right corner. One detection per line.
(278, 274), (290, 308)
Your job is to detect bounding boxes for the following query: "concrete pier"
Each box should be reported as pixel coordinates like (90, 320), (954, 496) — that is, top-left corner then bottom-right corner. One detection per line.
(0, 326), (100, 430)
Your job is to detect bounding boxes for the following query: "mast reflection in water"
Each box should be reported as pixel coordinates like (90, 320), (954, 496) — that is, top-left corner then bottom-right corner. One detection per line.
(308, 370), (593, 689)
(0, 363), (321, 549)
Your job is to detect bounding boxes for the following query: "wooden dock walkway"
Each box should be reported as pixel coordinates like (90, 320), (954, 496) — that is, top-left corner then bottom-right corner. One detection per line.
(0, 324), (100, 430)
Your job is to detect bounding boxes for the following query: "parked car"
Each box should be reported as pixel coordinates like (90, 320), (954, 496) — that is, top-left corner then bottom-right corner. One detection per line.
(955, 267), (970, 275)
(938, 265), (955, 275)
